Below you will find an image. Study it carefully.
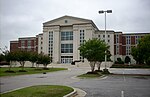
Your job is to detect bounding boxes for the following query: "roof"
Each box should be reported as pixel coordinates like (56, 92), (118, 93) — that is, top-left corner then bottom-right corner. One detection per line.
(43, 15), (99, 30)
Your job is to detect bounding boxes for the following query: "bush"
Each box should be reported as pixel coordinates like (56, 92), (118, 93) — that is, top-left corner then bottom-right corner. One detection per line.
(5, 70), (16, 73)
(18, 70), (27, 72)
(43, 68), (49, 70)
(86, 71), (98, 74)
(102, 69), (110, 74)
(95, 70), (103, 72)
(115, 58), (124, 64)
(124, 56), (131, 64)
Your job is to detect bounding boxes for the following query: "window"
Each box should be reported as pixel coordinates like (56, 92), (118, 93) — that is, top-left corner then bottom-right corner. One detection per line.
(61, 31), (73, 41)
(65, 20), (68, 23)
(103, 35), (105, 38)
(21, 41), (25, 46)
(80, 30), (85, 45)
(126, 36), (131, 44)
(116, 45), (119, 54)
(61, 44), (73, 53)
(126, 46), (131, 55)
(49, 31), (53, 57)
(116, 34), (119, 43)
(27, 40), (31, 47)
(108, 40), (110, 43)
(61, 56), (73, 63)
(108, 35), (110, 38)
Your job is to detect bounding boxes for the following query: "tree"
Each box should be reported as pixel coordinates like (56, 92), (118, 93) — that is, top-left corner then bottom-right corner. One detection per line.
(36, 53), (51, 69)
(79, 38), (109, 72)
(131, 47), (144, 64)
(124, 56), (131, 64)
(138, 34), (150, 65)
(41, 55), (51, 69)
(131, 34), (150, 65)
(4, 52), (18, 71)
(0, 53), (5, 62)
(16, 51), (29, 71)
(29, 52), (38, 67)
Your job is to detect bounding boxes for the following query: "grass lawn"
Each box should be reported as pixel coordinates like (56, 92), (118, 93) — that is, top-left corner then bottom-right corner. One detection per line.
(0, 85), (74, 97)
(0, 67), (67, 77)
(77, 72), (103, 78)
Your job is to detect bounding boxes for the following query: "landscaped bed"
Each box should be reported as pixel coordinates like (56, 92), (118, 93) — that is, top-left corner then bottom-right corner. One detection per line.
(0, 85), (74, 97)
(0, 67), (67, 77)
(110, 64), (150, 68)
(77, 71), (104, 78)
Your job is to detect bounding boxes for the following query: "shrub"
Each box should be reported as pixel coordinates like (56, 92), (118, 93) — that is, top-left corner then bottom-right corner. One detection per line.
(115, 57), (124, 64)
(5, 70), (16, 73)
(18, 70), (27, 72)
(102, 69), (110, 74)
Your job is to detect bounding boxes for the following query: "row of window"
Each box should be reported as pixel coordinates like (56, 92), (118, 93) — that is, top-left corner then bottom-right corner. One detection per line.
(61, 31), (73, 41)
(126, 46), (131, 55)
(61, 44), (73, 53)
(80, 30), (85, 60)
(48, 31), (53, 57)
(21, 40), (36, 47)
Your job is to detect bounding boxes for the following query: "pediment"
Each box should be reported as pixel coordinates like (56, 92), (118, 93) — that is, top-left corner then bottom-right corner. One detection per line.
(43, 15), (93, 26)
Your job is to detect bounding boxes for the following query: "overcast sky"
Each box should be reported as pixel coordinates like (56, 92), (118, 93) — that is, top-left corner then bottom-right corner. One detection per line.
(0, 0), (150, 51)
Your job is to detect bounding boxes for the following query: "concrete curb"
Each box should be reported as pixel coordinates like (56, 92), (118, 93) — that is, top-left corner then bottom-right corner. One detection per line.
(74, 88), (87, 97)
(112, 74), (150, 76)
(63, 88), (77, 97)
(63, 87), (87, 97)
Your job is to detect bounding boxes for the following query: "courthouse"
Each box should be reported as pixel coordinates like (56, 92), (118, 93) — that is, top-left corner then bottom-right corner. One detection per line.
(10, 15), (149, 64)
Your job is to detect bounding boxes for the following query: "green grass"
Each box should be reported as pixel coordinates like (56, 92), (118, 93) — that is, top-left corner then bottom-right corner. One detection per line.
(0, 67), (67, 77)
(77, 73), (103, 78)
(0, 85), (74, 97)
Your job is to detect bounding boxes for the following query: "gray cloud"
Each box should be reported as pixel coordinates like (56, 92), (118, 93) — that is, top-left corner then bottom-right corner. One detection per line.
(0, 0), (150, 51)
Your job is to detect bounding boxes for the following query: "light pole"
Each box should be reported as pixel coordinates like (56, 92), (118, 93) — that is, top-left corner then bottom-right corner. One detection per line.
(98, 10), (112, 69)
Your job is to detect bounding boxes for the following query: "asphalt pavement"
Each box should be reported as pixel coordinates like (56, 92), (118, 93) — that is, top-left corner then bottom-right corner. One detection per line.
(0, 65), (150, 97)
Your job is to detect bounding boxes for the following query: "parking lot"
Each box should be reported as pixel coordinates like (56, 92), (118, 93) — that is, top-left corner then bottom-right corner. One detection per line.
(0, 65), (150, 97)
(71, 75), (150, 97)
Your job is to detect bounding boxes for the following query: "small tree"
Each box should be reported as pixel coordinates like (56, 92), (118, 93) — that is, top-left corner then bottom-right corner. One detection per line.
(131, 35), (150, 65)
(124, 56), (131, 64)
(138, 34), (150, 65)
(41, 55), (51, 69)
(131, 47), (144, 64)
(36, 54), (51, 69)
(29, 52), (38, 67)
(96, 50), (112, 71)
(79, 39), (108, 72)
(4, 51), (18, 71)
(16, 51), (29, 71)
(5, 52), (13, 71)
(0, 53), (5, 63)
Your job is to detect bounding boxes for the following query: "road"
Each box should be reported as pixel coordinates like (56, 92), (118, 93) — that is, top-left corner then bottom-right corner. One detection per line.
(0, 66), (150, 97)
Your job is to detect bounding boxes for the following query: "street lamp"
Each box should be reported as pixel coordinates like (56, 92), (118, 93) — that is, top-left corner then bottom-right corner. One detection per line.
(98, 10), (112, 69)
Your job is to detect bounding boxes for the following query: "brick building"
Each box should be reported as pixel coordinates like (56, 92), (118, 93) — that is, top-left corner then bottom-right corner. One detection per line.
(10, 15), (150, 64)
(10, 36), (38, 52)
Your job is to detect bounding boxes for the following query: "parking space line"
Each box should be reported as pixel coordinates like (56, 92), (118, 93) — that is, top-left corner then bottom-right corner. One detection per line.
(123, 71), (126, 81)
(121, 91), (124, 97)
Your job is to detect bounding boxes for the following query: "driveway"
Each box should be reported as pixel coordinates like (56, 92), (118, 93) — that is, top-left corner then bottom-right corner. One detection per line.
(0, 65), (150, 97)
